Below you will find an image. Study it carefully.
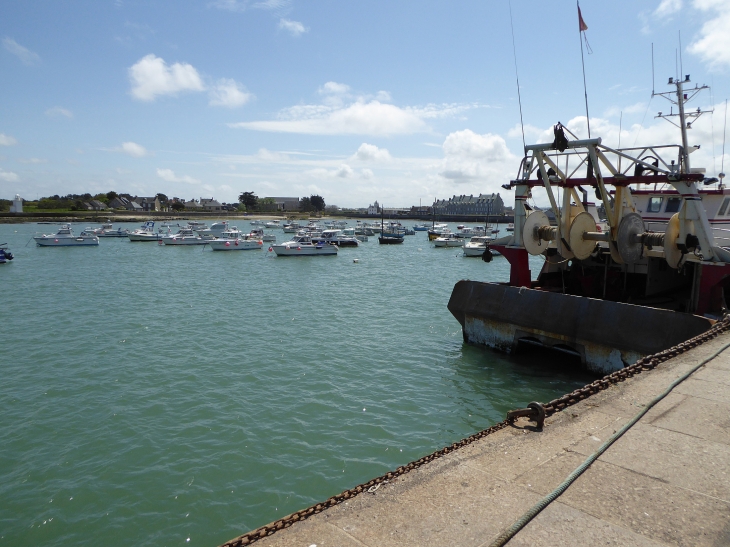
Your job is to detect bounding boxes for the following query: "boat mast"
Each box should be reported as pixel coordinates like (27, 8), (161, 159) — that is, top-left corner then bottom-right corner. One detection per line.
(653, 75), (711, 174)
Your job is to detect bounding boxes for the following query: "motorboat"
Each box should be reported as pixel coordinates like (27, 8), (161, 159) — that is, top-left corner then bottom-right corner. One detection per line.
(271, 235), (338, 256)
(207, 236), (264, 251)
(160, 228), (207, 245)
(463, 235), (500, 257)
(249, 219), (264, 226)
(428, 223), (449, 241)
(265, 220), (282, 229)
(248, 228), (276, 242)
(128, 221), (162, 241)
(99, 225), (130, 237)
(342, 227), (367, 242)
(0, 243), (13, 263)
(187, 221), (208, 231)
(413, 223), (430, 231)
(433, 234), (463, 247)
(34, 225), (99, 246)
(456, 226), (487, 238)
(506, 223), (515, 232)
(313, 229), (359, 247)
(282, 221), (301, 233)
(196, 221), (236, 237)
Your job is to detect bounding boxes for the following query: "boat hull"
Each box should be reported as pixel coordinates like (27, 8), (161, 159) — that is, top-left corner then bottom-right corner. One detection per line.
(160, 237), (207, 245)
(208, 239), (263, 251)
(272, 244), (338, 256)
(34, 237), (98, 246)
(128, 233), (161, 241)
(448, 280), (712, 374)
(434, 239), (463, 247)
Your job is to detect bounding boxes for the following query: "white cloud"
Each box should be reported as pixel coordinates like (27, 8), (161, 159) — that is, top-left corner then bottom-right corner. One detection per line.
(654, 0), (682, 17)
(361, 168), (374, 179)
(119, 142), (148, 157)
(209, 78), (253, 108)
(210, 0), (291, 13)
(439, 130), (516, 182)
(0, 133), (17, 146)
(319, 81), (350, 95)
(2, 37), (40, 65)
(0, 168), (19, 182)
(156, 168), (200, 184)
(209, 0), (248, 12)
(335, 164), (354, 178)
(18, 157), (47, 164)
(129, 54), (205, 101)
(688, 0), (730, 71)
(46, 107), (73, 118)
(603, 102), (647, 117)
(279, 18), (308, 36)
(353, 143), (392, 162)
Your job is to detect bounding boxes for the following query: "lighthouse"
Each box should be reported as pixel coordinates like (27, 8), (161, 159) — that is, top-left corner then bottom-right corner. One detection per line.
(9, 194), (23, 213)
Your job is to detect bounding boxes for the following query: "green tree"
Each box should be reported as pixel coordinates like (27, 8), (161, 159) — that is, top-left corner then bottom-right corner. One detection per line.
(106, 191), (118, 201)
(238, 191), (258, 210)
(171, 201), (185, 211)
(93, 193), (110, 204)
(310, 195), (325, 212)
(156, 193), (168, 203)
(299, 196), (312, 212)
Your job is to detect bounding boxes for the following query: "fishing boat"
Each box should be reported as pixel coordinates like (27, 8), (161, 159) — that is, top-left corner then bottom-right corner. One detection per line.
(378, 208), (404, 244)
(427, 223), (448, 241)
(449, 74), (726, 374)
(271, 235), (338, 256)
(33, 225), (99, 246)
(0, 243), (13, 263)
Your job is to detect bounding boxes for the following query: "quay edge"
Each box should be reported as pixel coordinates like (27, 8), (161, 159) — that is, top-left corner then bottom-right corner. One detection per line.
(447, 280), (713, 374)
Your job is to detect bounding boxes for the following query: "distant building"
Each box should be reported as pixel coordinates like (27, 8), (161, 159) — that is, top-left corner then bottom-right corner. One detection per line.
(184, 199), (203, 210)
(367, 201), (381, 215)
(9, 194), (23, 213)
(88, 200), (108, 211)
(200, 198), (223, 212)
(265, 197), (300, 211)
(132, 196), (160, 212)
(432, 193), (504, 216)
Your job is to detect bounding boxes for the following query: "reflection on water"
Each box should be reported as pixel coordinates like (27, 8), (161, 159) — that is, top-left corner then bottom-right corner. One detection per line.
(1, 220), (592, 547)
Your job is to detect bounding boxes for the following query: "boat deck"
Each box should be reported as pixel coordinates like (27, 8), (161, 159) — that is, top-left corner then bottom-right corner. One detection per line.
(221, 330), (730, 547)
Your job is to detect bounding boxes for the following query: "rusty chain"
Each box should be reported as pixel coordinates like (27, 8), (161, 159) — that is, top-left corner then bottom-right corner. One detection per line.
(221, 316), (730, 547)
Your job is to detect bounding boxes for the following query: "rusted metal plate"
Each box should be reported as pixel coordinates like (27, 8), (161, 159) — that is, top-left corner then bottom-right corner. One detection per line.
(448, 281), (713, 373)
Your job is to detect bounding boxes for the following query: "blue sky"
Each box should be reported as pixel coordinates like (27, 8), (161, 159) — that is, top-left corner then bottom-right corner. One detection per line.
(1, 0), (729, 208)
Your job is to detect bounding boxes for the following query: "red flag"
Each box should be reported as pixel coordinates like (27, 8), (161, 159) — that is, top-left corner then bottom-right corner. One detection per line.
(578, 6), (588, 32)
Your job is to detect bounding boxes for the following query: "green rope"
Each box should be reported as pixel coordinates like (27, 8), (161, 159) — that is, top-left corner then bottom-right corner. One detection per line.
(488, 339), (730, 547)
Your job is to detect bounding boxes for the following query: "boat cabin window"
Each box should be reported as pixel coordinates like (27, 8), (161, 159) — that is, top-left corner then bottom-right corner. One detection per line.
(719, 197), (730, 216)
(647, 197), (663, 213)
(664, 197), (681, 213)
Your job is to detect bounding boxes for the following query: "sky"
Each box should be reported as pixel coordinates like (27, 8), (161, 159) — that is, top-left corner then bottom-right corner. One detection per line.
(1, 0), (730, 208)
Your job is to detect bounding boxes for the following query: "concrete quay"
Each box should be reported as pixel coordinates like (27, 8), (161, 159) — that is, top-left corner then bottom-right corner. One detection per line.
(225, 331), (730, 547)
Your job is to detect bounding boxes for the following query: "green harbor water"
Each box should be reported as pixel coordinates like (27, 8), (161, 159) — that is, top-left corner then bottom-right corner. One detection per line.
(0, 220), (595, 546)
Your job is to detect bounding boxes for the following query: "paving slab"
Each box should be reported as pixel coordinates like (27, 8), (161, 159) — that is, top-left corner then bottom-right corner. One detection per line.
(222, 332), (730, 547)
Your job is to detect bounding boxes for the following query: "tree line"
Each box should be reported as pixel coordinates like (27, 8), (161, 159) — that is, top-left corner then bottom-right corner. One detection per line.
(238, 192), (325, 212)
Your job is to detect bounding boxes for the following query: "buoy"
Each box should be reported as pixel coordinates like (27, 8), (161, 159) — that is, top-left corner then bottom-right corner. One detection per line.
(268, 246), (273, 252)
(258, 241), (263, 245)
(225, 241), (231, 247)
(158, 239), (163, 245)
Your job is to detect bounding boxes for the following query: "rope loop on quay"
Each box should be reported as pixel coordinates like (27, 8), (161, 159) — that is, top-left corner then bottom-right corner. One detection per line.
(220, 316), (730, 547)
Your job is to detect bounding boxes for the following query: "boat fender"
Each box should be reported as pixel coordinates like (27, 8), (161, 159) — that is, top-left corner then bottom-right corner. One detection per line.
(297, 246), (301, 251)
(268, 246), (273, 252)
(54, 239), (59, 243)
(225, 241), (231, 247)
(235, 240), (239, 246)
(482, 248), (493, 263)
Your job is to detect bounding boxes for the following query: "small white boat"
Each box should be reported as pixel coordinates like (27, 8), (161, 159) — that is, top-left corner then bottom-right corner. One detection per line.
(207, 236), (263, 251)
(271, 235), (338, 256)
(464, 235), (494, 257)
(342, 227), (367, 242)
(248, 228), (276, 242)
(196, 221), (235, 237)
(264, 220), (282, 229)
(282, 221), (301, 233)
(160, 228), (207, 245)
(433, 234), (463, 248)
(506, 223), (515, 232)
(34, 225), (99, 246)
(128, 221), (162, 241)
(187, 221), (208, 231)
(249, 220), (264, 226)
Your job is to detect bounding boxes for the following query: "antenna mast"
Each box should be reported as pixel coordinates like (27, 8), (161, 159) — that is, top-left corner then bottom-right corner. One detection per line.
(653, 74), (712, 174)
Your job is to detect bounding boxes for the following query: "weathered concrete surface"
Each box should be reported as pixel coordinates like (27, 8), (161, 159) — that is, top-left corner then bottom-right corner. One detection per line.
(237, 332), (730, 547)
